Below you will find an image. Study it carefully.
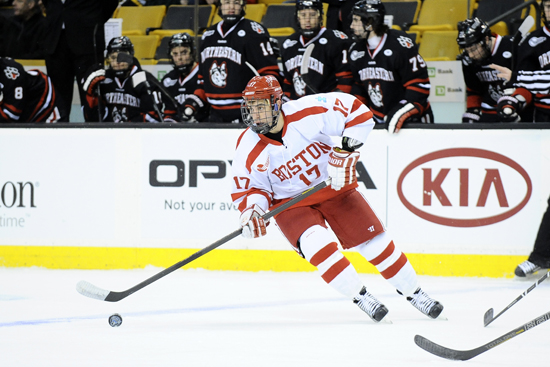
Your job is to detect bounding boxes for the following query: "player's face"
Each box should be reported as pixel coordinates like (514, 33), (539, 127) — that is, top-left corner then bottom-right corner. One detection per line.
(108, 52), (130, 71)
(247, 99), (272, 125)
(351, 15), (368, 38)
(544, 1), (550, 21)
(13, 0), (33, 17)
(465, 38), (490, 61)
(297, 9), (320, 30)
(170, 46), (192, 67)
(220, 0), (243, 17)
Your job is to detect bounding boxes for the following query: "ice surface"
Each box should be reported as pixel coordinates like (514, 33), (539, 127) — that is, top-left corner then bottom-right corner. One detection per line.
(0, 268), (548, 366)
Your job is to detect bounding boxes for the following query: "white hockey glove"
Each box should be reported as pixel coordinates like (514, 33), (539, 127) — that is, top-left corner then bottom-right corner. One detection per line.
(239, 204), (270, 239)
(385, 102), (419, 133)
(83, 69), (106, 96)
(327, 147), (360, 191)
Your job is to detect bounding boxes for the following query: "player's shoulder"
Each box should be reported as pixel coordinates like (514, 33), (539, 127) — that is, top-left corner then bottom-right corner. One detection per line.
(522, 27), (550, 49)
(235, 127), (261, 151)
(162, 69), (179, 87)
(387, 29), (417, 50)
(1, 56), (24, 70)
(323, 28), (349, 41)
(241, 18), (269, 37)
(281, 33), (301, 50)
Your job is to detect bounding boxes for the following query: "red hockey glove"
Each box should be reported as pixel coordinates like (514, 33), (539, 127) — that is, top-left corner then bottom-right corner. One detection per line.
(327, 147), (360, 191)
(239, 204), (270, 239)
(83, 69), (106, 96)
(385, 102), (419, 133)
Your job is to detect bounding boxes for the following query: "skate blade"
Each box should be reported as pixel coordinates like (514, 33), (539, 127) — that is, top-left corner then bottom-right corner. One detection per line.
(380, 316), (393, 324)
(434, 310), (449, 321)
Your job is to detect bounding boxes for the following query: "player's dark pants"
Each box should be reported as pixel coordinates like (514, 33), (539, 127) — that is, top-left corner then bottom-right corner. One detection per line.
(528, 195), (550, 268)
(45, 30), (99, 122)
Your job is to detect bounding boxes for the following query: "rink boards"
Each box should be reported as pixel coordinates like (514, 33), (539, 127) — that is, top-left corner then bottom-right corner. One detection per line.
(0, 127), (549, 277)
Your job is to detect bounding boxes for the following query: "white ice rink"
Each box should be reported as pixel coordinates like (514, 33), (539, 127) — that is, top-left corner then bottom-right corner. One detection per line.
(1, 268), (549, 366)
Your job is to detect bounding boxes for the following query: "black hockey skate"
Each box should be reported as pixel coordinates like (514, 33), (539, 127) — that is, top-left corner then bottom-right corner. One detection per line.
(353, 286), (389, 322)
(402, 288), (443, 319)
(515, 260), (541, 277)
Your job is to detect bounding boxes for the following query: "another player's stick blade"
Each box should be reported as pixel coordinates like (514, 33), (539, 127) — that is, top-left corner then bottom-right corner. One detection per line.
(414, 335), (477, 361)
(76, 280), (111, 301)
(484, 308), (494, 327)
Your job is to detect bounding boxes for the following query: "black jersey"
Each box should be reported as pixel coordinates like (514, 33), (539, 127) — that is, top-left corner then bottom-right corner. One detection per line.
(461, 35), (513, 121)
(0, 57), (58, 122)
(280, 27), (353, 100)
(84, 62), (178, 123)
(349, 29), (431, 123)
(512, 26), (550, 119)
(161, 64), (209, 122)
(194, 18), (281, 123)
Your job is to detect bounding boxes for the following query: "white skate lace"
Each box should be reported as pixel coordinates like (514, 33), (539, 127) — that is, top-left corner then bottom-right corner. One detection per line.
(518, 260), (541, 275)
(408, 289), (438, 316)
(354, 291), (383, 317)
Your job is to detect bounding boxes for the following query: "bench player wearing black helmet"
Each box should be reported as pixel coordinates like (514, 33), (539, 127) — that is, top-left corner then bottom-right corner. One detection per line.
(82, 36), (178, 123)
(348, 0), (433, 133)
(279, 0), (353, 100)
(161, 33), (209, 122)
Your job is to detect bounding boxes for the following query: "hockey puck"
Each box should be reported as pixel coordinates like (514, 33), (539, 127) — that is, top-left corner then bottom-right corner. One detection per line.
(108, 313), (123, 327)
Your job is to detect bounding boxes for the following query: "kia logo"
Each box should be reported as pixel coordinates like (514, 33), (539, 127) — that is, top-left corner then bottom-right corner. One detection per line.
(397, 148), (532, 227)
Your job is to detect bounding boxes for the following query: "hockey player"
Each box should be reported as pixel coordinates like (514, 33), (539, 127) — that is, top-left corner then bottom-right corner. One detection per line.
(161, 33), (209, 122)
(457, 17), (522, 123)
(0, 57), (59, 122)
(279, 0), (353, 100)
(491, 0), (550, 122)
(82, 36), (178, 123)
(348, 0), (433, 133)
(232, 75), (444, 322)
(181, 0), (281, 123)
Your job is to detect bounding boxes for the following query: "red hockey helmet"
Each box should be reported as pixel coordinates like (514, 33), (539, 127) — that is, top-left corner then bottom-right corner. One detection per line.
(241, 76), (283, 134)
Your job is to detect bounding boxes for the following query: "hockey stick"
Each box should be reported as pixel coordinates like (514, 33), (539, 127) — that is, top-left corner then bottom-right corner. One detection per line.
(511, 15), (535, 76)
(415, 310), (550, 361)
(301, 43), (320, 94)
(93, 24), (104, 123)
(76, 178), (331, 302)
(484, 270), (550, 327)
(245, 61), (260, 77)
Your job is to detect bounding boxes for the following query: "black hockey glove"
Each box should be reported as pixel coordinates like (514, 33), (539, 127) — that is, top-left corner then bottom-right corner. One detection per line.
(181, 95), (203, 123)
(462, 108), (481, 123)
(385, 102), (420, 134)
(497, 95), (525, 123)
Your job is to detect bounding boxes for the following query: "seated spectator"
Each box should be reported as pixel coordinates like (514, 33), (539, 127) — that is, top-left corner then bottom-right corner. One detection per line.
(162, 33), (209, 122)
(82, 36), (179, 123)
(456, 17), (530, 123)
(279, 0), (353, 100)
(0, 56), (59, 122)
(348, 0), (432, 133)
(0, 0), (46, 59)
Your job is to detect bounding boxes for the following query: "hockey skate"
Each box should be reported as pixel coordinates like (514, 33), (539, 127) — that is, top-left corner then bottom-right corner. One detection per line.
(403, 288), (444, 319)
(353, 286), (389, 322)
(515, 260), (541, 277)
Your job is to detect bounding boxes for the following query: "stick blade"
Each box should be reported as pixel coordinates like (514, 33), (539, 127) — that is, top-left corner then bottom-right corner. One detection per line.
(300, 43), (315, 76)
(518, 15), (534, 38)
(76, 280), (110, 301)
(484, 308), (494, 327)
(414, 335), (475, 361)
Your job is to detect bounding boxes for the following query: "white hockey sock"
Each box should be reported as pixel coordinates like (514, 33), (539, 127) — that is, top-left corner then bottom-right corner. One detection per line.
(300, 225), (363, 299)
(357, 231), (418, 296)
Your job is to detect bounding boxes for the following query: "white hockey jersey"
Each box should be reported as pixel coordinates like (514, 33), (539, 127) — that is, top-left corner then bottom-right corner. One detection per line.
(231, 92), (374, 213)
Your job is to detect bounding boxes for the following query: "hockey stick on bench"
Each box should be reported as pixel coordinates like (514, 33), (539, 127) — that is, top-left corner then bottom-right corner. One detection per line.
(76, 178), (331, 302)
(301, 43), (320, 94)
(415, 310), (550, 361)
(484, 270), (550, 327)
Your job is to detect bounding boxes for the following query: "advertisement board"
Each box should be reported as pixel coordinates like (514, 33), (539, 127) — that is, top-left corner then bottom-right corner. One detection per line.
(1, 128), (549, 274)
